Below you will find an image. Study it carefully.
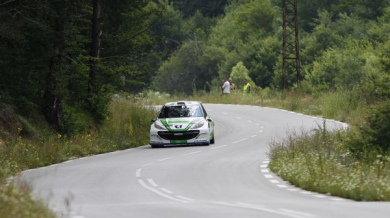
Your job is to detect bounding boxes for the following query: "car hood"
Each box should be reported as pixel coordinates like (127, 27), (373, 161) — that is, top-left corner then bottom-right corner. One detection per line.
(159, 117), (203, 132)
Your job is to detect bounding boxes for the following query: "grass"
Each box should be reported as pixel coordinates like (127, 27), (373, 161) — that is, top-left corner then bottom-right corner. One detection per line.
(268, 124), (390, 201)
(0, 97), (157, 218)
(144, 88), (390, 201)
(143, 88), (363, 122)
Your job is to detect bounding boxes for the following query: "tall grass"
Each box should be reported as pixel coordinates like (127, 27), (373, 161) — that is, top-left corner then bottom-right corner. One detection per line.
(143, 88), (362, 122)
(269, 124), (390, 201)
(0, 97), (157, 218)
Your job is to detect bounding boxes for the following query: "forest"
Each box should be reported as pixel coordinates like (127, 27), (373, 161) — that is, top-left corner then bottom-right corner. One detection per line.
(1, 0), (390, 134)
(1, 0), (390, 215)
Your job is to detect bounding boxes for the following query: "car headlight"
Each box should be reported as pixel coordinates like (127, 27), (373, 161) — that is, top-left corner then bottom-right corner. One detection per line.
(154, 121), (166, 130)
(191, 120), (205, 129)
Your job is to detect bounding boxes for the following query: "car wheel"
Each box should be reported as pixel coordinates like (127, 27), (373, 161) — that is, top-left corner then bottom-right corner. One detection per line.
(210, 134), (215, 144)
(151, 145), (163, 148)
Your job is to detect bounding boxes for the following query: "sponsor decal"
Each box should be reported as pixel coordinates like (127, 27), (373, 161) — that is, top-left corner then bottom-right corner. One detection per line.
(170, 140), (187, 144)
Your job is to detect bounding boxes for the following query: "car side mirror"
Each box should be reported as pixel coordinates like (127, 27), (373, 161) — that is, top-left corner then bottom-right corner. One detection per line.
(207, 118), (212, 122)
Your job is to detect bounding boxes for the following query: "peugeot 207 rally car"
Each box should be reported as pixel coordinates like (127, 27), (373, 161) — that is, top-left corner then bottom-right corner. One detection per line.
(150, 101), (215, 148)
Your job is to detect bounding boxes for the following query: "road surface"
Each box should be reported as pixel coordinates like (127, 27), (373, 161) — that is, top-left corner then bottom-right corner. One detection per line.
(21, 104), (390, 218)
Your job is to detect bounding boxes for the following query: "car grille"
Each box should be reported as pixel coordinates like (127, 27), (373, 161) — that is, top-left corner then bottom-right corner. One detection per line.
(158, 130), (200, 140)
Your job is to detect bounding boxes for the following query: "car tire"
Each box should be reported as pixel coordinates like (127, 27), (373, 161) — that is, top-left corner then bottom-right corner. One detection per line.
(210, 135), (215, 144)
(151, 145), (163, 148)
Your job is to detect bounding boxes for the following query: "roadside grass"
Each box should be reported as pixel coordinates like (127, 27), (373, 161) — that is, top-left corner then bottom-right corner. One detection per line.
(0, 97), (157, 218)
(144, 88), (363, 122)
(268, 124), (390, 201)
(144, 89), (390, 201)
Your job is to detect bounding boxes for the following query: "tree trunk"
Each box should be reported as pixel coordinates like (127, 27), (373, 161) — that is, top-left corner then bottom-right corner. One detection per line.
(88, 0), (102, 97)
(42, 1), (66, 133)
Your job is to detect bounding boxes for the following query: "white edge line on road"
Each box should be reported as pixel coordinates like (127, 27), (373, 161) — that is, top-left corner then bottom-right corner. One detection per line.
(143, 163), (154, 167)
(287, 189), (299, 192)
(147, 179), (158, 187)
(176, 195), (194, 201)
(160, 188), (173, 194)
(277, 185), (288, 188)
(314, 195), (326, 198)
(138, 179), (187, 203)
(259, 130), (264, 133)
(158, 157), (174, 162)
(183, 151), (201, 156)
(270, 180), (280, 184)
(278, 208), (316, 218)
(262, 160), (270, 164)
(233, 138), (248, 144)
(260, 164), (268, 168)
(210, 145), (228, 150)
(136, 169), (142, 178)
(261, 169), (270, 173)
(251, 135), (257, 138)
(300, 191), (312, 195)
(235, 203), (307, 218)
(264, 174), (273, 179)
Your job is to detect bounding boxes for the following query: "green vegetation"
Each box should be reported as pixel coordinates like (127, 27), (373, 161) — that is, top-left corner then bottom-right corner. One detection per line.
(0, 99), (156, 218)
(269, 125), (390, 201)
(2, 0), (390, 215)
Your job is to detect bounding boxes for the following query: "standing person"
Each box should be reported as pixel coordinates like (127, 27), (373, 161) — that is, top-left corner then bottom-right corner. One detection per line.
(222, 78), (231, 94)
(243, 79), (251, 93)
(229, 78), (235, 92)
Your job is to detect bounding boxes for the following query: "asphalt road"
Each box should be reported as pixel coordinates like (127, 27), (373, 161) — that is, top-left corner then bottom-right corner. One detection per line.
(21, 104), (390, 218)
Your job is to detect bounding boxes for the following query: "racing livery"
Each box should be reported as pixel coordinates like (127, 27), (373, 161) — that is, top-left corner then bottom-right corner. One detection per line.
(150, 101), (215, 148)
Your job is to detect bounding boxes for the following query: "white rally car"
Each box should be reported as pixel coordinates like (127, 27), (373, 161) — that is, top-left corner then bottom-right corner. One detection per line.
(150, 101), (215, 148)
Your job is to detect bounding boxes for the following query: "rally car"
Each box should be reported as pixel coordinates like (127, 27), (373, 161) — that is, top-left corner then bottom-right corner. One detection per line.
(150, 101), (215, 148)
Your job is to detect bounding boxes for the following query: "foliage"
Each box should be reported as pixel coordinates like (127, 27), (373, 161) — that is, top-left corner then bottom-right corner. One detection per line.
(0, 97), (156, 217)
(269, 126), (390, 201)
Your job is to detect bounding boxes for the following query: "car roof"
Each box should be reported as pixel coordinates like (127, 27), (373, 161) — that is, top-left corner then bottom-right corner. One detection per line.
(164, 101), (202, 107)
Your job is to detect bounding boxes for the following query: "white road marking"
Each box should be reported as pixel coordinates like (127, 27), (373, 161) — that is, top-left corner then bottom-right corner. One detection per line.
(251, 135), (257, 138)
(160, 188), (173, 194)
(260, 126), (264, 128)
(300, 191), (312, 195)
(158, 157), (174, 161)
(277, 185), (288, 188)
(235, 203), (311, 218)
(278, 208), (316, 218)
(270, 180), (280, 184)
(176, 196), (194, 201)
(259, 130), (264, 133)
(287, 189), (299, 192)
(314, 195), (326, 198)
(222, 112), (228, 115)
(210, 145), (228, 150)
(264, 174), (273, 179)
(233, 138), (248, 144)
(262, 160), (270, 164)
(147, 179), (158, 187)
(136, 169), (142, 178)
(331, 197), (345, 201)
(138, 179), (187, 203)
(247, 120), (253, 123)
(261, 169), (270, 173)
(183, 151), (201, 156)
(260, 164), (268, 168)
(236, 116), (242, 119)
(143, 163), (154, 167)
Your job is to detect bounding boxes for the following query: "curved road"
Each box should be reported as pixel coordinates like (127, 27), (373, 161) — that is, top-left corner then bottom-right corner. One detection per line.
(22, 104), (390, 218)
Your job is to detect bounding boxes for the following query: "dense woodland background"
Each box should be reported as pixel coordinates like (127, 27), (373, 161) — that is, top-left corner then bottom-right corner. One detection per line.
(1, 0), (390, 138)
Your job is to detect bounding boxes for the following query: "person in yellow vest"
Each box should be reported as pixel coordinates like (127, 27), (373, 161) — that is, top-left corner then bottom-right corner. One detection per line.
(243, 79), (251, 93)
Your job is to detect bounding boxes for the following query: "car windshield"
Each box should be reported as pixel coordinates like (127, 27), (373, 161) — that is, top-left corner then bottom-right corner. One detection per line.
(159, 105), (203, 118)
